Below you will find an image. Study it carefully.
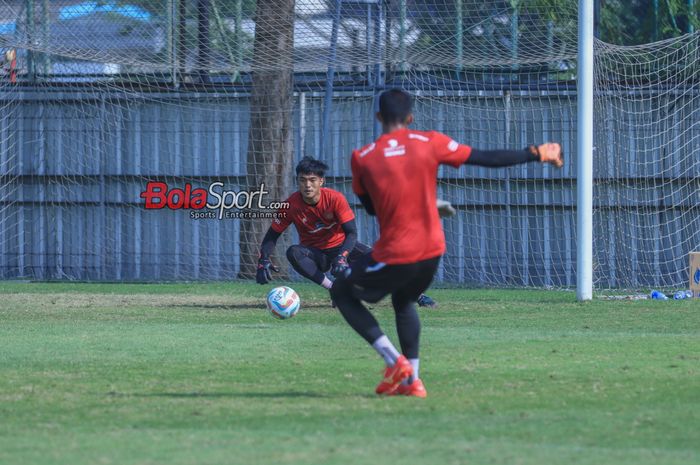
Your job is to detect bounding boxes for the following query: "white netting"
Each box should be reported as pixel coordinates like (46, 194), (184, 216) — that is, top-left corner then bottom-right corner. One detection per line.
(593, 34), (700, 288)
(0, 0), (697, 289)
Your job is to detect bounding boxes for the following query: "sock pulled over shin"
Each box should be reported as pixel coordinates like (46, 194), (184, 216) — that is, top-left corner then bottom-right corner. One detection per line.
(371, 335), (400, 367)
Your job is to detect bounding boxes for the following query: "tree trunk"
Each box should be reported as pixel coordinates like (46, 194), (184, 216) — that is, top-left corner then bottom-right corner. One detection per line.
(239, 0), (295, 279)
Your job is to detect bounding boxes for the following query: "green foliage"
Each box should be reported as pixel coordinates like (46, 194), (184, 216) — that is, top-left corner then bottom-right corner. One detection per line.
(599, 0), (697, 45)
(407, 0), (698, 62)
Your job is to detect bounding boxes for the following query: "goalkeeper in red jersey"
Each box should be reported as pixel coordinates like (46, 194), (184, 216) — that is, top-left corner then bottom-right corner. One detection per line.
(255, 156), (436, 307)
(330, 89), (563, 397)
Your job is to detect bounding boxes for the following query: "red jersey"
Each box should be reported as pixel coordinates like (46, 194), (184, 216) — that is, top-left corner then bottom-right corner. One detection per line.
(271, 187), (355, 250)
(351, 128), (472, 264)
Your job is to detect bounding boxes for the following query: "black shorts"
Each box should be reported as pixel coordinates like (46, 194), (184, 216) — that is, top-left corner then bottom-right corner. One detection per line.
(303, 242), (373, 273)
(341, 253), (441, 304)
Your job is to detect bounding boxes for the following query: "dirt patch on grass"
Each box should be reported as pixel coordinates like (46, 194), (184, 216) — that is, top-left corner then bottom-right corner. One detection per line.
(0, 293), (335, 310)
(0, 293), (258, 309)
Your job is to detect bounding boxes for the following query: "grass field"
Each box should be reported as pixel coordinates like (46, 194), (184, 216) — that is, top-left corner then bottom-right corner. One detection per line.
(0, 282), (698, 465)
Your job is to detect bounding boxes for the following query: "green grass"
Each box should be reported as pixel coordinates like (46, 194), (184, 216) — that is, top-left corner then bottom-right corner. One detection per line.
(0, 282), (698, 465)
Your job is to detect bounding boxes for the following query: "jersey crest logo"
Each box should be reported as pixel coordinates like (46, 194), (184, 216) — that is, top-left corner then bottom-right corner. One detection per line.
(323, 211), (333, 220)
(309, 221), (337, 234)
(384, 139), (406, 157)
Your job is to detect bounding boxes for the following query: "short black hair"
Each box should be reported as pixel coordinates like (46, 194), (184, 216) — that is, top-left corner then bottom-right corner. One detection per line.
(379, 89), (413, 125)
(296, 156), (328, 177)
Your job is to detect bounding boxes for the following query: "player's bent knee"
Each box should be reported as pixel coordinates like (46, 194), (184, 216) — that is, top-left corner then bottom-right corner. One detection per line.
(286, 245), (302, 265)
(331, 273), (387, 304)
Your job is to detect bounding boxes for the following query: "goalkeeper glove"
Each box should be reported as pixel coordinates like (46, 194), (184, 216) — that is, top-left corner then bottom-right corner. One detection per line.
(530, 143), (564, 168)
(331, 253), (349, 278)
(256, 257), (279, 285)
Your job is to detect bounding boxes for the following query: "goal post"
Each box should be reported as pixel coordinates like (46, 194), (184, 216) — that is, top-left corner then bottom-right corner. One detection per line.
(577, 0), (594, 301)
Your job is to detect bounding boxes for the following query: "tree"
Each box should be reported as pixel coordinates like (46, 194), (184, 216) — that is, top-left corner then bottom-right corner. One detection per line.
(407, 0), (578, 67)
(238, 0), (295, 279)
(599, 0), (698, 45)
(407, 0), (698, 66)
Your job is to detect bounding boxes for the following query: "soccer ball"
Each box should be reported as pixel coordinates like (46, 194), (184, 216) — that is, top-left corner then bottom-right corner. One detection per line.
(266, 286), (300, 319)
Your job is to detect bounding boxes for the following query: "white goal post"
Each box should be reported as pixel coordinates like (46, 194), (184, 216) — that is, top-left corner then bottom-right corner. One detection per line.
(577, 0), (593, 301)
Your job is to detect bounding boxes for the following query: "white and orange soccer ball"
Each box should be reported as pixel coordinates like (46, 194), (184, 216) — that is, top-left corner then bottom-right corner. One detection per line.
(266, 286), (300, 319)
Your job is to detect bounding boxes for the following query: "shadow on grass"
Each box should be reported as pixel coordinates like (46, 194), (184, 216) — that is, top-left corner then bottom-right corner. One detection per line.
(110, 391), (332, 399)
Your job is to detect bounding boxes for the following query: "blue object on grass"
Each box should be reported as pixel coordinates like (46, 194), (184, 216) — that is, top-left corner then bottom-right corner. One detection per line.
(673, 290), (693, 300)
(650, 290), (669, 300)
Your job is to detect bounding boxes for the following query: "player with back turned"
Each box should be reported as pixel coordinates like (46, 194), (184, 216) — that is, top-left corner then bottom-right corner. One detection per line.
(331, 89), (563, 397)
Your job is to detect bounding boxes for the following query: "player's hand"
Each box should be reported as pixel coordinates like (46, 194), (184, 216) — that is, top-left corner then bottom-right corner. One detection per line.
(437, 199), (456, 217)
(256, 257), (279, 284)
(331, 254), (349, 278)
(536, 142), (564, 168)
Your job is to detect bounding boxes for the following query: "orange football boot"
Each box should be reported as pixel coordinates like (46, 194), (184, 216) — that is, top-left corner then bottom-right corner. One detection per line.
(396, 378), (427, 398)
(375, 355), (413, 395)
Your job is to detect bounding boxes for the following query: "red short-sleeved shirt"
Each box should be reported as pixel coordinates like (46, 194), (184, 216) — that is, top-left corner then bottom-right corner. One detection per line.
(351, 128), (472, 264)
(271, 187), (355, 250)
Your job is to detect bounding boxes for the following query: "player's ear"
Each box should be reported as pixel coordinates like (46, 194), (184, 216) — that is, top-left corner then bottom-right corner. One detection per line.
(405, 113), (414, 125)
(319, 177), (325, 187)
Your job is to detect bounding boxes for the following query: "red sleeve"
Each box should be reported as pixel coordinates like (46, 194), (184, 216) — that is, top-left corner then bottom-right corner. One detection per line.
(430, 131), (472, 167)
(333, 191), (355, 224)
(351, 151), (366, 196)
(270, 196), (293, 233)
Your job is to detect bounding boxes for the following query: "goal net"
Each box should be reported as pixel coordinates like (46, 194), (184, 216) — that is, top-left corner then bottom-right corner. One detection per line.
(0, 0), (698, 290)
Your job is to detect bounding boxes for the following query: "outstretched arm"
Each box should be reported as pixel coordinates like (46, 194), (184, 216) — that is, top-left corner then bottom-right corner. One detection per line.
(466, 143), (563, 168)
(431, 131), (562, 170)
